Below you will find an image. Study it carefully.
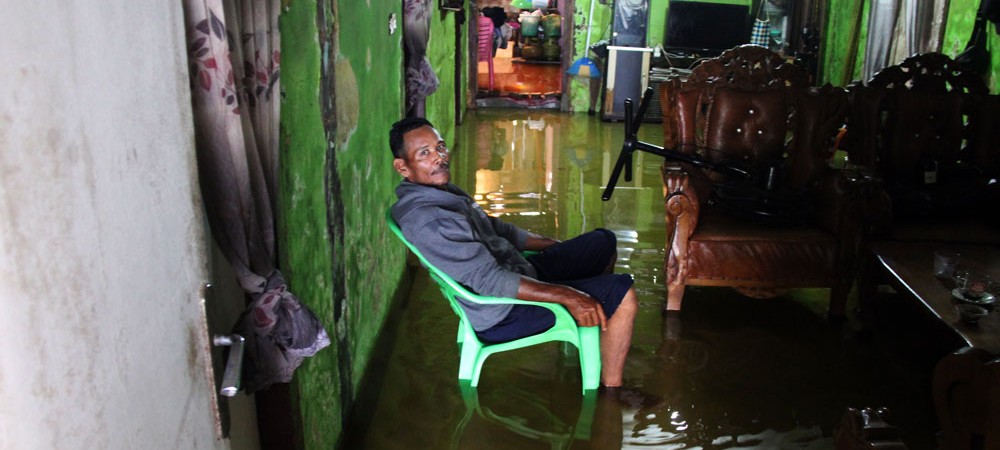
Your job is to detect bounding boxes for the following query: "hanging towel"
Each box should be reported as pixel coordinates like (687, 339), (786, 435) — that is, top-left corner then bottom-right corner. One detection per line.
(750, 2), (770, 48)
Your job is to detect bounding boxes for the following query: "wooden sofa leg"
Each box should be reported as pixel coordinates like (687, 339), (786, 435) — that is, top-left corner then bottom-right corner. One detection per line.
(665, 282), (684, 313)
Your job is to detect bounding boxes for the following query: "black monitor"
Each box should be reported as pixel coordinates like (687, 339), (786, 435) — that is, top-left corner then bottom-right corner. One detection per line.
(664, 1), (750, 56)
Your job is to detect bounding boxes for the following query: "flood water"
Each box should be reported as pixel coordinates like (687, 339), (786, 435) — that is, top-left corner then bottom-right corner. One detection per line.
(350, 110), (947, 449)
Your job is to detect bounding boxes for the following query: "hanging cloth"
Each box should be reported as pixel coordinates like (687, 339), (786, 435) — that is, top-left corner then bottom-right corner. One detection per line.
(862, 0), (902, 82)
(750, 2), (770, 48)
(181, 0), (330, 394)
(984, 0), (1000, 28)
(956, 15), (990, 75)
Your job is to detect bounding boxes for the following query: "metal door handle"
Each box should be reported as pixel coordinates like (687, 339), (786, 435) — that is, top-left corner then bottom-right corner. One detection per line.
(212, 334), (245, 397)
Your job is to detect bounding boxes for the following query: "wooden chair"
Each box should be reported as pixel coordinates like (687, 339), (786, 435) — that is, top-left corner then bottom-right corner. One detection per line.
(657, 45), (863, 319)
(845, 52), (1000, 244)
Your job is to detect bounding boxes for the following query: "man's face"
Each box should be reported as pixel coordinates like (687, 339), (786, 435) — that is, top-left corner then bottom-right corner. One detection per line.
(393, 125), (451, 187)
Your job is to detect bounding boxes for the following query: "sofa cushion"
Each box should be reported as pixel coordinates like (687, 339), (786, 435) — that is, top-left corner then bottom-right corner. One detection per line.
(703, 87), (788, 164)
(685, 210), (837, 284)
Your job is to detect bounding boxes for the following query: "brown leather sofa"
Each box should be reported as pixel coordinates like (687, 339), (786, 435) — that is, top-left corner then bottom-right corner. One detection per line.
(846, 52), (1000, 244)
(658, 45), (866, 319)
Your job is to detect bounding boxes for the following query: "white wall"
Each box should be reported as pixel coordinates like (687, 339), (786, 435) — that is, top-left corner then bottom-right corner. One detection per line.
(0, 2), (238, 449)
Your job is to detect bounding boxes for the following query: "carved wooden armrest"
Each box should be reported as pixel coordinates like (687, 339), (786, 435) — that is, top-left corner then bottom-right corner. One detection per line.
(662, 164), (703, 233)
(661, 164), (703, 290)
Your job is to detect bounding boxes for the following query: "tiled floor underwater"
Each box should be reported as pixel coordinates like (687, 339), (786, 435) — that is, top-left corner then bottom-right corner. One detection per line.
(347, 109), (955, 449)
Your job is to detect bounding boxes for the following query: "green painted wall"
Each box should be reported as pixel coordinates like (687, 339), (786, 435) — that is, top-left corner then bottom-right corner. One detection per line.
(819, 0), (868, 86)
(427, 11), (461, 140)
(278, 1), (463, 449)
(328, 1), (409, 409)
(278, 1), (342, 447)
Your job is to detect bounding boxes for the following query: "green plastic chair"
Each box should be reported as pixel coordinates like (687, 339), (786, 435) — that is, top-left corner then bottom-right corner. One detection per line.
(386, 209), (601, 393)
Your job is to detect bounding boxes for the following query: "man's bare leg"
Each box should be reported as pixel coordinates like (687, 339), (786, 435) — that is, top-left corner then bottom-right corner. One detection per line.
(600, 287), (638, 387)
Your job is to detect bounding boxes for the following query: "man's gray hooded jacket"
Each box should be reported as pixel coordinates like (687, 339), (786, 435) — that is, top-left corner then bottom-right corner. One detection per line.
(392, 180), (536, 331)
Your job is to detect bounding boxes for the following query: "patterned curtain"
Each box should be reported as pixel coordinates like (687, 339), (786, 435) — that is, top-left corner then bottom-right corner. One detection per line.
(182, 0), (329, 393)
(405, 0), (440, 117)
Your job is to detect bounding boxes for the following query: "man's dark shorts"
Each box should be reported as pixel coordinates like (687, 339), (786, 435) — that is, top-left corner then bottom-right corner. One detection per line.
(476, 228), (634, 344)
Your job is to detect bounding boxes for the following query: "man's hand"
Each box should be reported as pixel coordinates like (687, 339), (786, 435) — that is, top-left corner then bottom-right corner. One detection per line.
(561, 294), (608, 329)
(517, 277), (607, 330)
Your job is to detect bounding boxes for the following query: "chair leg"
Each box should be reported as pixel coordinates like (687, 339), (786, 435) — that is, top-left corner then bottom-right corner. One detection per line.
(469, 352), (489, 388)
(578, 327), (602, 392)
(572, 390), (598, 440)
(458, 339), (484, 386)
(666, 282), (685, 313)
(488, 60), (494, 91)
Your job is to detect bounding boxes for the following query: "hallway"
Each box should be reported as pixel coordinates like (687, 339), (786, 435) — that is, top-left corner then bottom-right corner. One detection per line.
(350, 109), (946, 449)
(476, 24), (565, 109)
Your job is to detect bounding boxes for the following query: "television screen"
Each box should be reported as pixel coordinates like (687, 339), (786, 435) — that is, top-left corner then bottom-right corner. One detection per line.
(664, 1), (750, 55)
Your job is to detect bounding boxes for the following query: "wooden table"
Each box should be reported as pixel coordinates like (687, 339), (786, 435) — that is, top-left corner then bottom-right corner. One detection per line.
(862, 242), (1000, 354)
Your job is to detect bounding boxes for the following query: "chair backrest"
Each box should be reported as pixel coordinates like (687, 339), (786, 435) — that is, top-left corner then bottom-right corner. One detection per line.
(847, 52), (995, 181)
(686, 44), (808, 89)
(385, 210), (556, 319)
(477, 16), (494, 63)
(661, 45), (845, 189)
(386, 210), (478, 323)
(386, 208), (602, 393)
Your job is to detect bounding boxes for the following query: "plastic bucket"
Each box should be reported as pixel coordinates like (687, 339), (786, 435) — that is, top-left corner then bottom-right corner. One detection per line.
(541, 38), (560, 60)
(541, 15), (561, 37)
(520, 14), (540, 37)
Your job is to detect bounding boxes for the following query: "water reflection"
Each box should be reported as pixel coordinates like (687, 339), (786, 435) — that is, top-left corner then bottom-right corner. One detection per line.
(471, 116), (558, 234)
(454, 382), (597, 450)
(461, 111), (667, 304)
(454, 381), (676, 450)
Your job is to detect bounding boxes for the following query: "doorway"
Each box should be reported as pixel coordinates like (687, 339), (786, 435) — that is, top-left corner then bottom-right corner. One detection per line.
(474, 0), (567, 109)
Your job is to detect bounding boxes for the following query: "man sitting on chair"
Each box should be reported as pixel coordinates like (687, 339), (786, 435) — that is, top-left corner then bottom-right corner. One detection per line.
(389, 117), (638, 387)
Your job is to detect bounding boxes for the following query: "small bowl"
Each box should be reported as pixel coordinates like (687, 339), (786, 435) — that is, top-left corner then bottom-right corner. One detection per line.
(955, 304), (989, 324)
